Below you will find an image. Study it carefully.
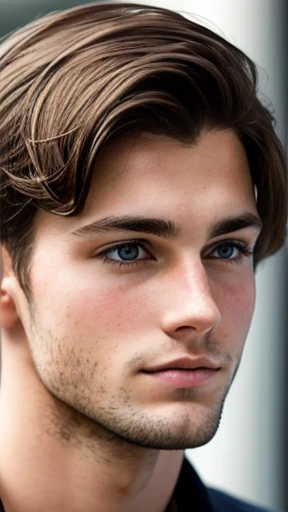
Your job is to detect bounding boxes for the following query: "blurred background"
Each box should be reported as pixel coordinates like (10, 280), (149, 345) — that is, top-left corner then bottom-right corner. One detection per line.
(0, 1), (287, 510)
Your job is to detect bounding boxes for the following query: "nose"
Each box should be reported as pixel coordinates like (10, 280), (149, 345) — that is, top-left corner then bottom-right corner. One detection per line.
(160, 259), (221, 338)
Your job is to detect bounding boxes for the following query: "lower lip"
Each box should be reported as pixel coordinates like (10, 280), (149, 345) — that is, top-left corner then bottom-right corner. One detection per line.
(142, 368), (219, 388)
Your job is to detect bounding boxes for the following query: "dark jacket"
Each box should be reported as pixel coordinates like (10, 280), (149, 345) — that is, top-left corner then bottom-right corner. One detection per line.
(0, 457), (273, 511)
(174, 457), (273, 511)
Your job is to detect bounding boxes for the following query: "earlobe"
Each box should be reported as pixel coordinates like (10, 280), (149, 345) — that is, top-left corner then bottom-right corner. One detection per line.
(0, 277), (20, 329)
(0, 246), (20, 329)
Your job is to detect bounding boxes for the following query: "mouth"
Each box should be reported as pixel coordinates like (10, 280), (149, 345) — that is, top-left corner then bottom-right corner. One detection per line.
(141, 357), (221, 388)
(141, 368), (220, 388)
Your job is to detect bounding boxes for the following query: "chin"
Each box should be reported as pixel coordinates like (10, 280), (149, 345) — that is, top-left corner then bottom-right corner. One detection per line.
(103, 405), (224, 450)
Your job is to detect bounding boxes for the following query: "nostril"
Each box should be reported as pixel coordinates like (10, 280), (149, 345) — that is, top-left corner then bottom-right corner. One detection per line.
(175, 325), (197, 332)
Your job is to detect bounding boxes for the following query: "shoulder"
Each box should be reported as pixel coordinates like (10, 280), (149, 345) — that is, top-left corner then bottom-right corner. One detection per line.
(176, 458), (274, 512)
(208, 487), (273, 512)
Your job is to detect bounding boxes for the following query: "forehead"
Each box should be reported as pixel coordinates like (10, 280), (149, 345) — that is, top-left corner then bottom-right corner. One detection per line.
(35, 129), (257, 237)
(83, 129), (255, 213)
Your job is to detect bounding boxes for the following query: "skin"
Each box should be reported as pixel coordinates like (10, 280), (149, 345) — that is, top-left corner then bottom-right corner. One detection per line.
(0, 129), (262, 512)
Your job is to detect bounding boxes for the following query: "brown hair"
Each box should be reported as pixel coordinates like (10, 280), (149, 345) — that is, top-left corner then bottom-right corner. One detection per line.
(0, 2), (287, 296)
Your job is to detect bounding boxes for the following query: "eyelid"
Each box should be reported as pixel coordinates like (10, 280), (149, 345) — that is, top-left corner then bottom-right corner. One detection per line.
(204, 237), (255, 252)
(94, 238), (152, 255)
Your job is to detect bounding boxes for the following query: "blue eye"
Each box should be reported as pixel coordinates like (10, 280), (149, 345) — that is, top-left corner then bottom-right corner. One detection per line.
(214, 244), (236, 259)
(209, 241), (253, 262)
(99, 241), (151, 266)
(110, 243), (141, 261)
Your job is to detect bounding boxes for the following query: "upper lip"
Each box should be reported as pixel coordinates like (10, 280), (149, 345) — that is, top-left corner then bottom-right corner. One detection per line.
(143, 357), (221, 372)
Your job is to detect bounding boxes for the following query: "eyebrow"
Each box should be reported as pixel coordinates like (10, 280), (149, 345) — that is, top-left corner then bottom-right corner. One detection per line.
(71, 212), (263, 240)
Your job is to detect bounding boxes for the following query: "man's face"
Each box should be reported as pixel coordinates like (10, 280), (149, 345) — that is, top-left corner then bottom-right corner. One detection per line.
(21, 129), (261, 449)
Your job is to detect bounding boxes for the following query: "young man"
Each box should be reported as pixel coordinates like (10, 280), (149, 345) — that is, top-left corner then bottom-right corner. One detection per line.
(0, 2), (286, 511)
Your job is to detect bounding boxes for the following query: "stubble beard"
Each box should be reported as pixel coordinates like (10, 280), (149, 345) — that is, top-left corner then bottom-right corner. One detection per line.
(28, 314), (237, 453)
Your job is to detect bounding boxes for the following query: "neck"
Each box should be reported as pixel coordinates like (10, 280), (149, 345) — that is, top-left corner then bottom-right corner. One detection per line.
(0, 335), (183, 512)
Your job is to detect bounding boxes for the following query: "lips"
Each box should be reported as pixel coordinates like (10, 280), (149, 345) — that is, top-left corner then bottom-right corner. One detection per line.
(143, 356), (220, 373)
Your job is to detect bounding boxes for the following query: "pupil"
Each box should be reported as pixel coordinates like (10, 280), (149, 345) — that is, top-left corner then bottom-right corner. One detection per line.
(118, 244), (139, 261)
(219, 245), (233, 258)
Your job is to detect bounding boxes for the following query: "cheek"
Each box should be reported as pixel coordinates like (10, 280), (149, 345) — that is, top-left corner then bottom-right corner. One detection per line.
(29, 271), (154, 392)
(215, 275), (256, 346)
(73, 287), (146, 334)
(33, 265), (152, 344)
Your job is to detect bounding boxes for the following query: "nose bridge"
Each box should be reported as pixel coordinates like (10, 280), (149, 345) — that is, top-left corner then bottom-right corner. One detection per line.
(176, 258), (216, 308)
(162, 257), (221, 334)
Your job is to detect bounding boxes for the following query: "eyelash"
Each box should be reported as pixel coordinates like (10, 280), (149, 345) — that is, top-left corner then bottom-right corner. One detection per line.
(96, 239), (254, 268)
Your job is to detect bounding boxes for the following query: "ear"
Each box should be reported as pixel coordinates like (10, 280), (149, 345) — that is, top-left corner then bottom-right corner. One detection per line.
(0, 246), (20, 329)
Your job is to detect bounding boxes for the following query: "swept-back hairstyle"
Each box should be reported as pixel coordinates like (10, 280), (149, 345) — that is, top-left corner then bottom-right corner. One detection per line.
(0, 2), (287, 296)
